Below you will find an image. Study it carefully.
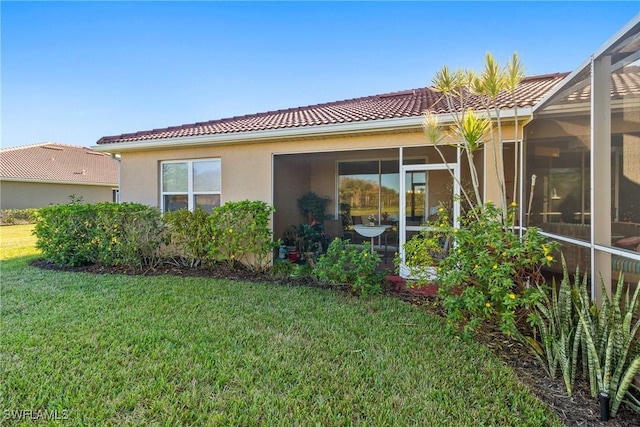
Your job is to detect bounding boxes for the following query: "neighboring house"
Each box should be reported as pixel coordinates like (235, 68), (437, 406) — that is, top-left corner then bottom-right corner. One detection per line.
(0, 143), (119, 209)
(95, 15), (639, 300)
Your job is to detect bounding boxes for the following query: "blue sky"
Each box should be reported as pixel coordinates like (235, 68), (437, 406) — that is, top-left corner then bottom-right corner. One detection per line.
(1, 1), (638, 149)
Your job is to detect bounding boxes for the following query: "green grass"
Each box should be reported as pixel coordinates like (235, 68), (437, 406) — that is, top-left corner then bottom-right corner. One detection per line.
(0, 224), (38, 260)
(0, 228), (562, 426)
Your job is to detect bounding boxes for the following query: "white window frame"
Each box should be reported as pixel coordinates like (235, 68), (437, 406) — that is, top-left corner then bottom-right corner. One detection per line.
(160, 158), (221, 212)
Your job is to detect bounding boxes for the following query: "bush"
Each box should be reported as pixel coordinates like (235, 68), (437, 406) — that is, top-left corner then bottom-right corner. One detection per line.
(164, 207), (213, 267)
(93, 203), (167, 269)
(434, 202), (559, 337)
(0, 208), (39, 225)
(208, 200), (277, 272)
(400, 226), (448, 283)
(268, 260), (298, 280)
(34, 201), (100, 266)
(34, 201), (166, 269)
(314, 238), (383, 297)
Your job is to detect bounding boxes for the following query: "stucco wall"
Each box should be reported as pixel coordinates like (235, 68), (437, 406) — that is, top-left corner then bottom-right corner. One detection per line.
(118, 131), (433, 207)
(0, 181), (115, 209)
(116, 126), (519, 240)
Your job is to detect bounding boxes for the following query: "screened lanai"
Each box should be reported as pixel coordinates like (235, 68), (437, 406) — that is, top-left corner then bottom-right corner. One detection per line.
(523, 14), (640, 301)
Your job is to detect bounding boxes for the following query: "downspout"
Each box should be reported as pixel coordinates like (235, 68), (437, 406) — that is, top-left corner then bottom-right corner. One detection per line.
(111, 153), (121, 203)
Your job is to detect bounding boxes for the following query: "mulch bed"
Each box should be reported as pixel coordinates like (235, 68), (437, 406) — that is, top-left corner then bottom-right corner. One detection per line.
(29, 259), (640, 426)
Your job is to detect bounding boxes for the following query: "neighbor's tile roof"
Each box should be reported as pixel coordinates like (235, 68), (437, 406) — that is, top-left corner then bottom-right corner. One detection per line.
(1, 143), (119, 185)
(97, 73), (569, 145)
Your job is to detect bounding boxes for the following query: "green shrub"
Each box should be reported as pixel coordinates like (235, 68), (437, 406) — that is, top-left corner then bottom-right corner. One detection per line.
(435, 202), (558, 337)
(400, 226), (447, 282)
(93, 203), (167, 269)
(34, 201), (166, 269)
(164, 207), (213, 267)
(34, 201), (100, 266)
(0, 208), (39, 225)
(208, 200), (277, 272)
(268, 259), (298, 280)
(314, 238), (383, 297)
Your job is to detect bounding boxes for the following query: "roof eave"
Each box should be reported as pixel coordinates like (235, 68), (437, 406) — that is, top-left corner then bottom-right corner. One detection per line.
(93, 108), (532, 153)
(0, 177), (118, 186)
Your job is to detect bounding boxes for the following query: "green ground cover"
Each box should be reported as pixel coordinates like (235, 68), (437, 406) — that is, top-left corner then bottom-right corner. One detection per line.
(0, 226), (561, 426)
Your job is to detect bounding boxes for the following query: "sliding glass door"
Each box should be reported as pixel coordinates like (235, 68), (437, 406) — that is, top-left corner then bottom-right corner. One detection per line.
(338, 160), (400, 224)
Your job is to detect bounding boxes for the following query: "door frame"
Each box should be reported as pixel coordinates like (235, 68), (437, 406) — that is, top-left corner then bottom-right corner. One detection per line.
(399, 162), (460, 279)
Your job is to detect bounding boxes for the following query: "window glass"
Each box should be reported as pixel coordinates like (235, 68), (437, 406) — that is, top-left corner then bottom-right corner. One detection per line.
(162, 163), (188, 192)
(161, 159), (221, 212)
(194, 194), (221, 213)
(164, 194), (188, 212)
(193, 160), (221, 192)
(338, 160), (400, 224)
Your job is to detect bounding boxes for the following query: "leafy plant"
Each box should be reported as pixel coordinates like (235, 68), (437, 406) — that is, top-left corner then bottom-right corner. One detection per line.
(294, 222), (327, 264)
(94, 202), (167, 269)
(208, 200), (277, 272)
(297, 192), (331, 224)
(164, 207), (213, 267)
(34, 201), (167, 269)
(314, 238), (383, 297)
(400, 224), (447, 282)
(435, 202), (558, 338)
(576, 274), (640, 418)
(268, 259), (297, 279)
(34, 200), (99, 266)
(526, 256), (583, 396)
(339, 202), (352, 228)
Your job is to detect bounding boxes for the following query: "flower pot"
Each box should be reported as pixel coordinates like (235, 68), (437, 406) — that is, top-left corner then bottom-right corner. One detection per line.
(288, 251), (301, 263)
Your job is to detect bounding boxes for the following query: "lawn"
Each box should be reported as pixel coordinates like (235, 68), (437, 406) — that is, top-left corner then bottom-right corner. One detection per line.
(1, 225), (561, 426)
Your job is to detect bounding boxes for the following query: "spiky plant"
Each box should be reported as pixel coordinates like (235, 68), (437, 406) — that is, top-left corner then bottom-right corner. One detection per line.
(577, 274), (640, 417)
(526, 255), (582, 395)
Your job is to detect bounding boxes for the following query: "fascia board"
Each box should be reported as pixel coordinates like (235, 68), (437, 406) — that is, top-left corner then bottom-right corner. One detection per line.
(0, 177), (117, 187)
(434, 108), (532, 124)
(92, 108), (531, 153)
(91, 116), (425, 153)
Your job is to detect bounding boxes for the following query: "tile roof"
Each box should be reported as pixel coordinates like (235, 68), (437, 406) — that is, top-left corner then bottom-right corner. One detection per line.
(97, 73), (569, 145)
(1, 143), (119, 185)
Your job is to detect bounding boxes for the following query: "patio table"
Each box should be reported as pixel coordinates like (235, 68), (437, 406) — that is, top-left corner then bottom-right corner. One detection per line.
(353, 225), (391, 253)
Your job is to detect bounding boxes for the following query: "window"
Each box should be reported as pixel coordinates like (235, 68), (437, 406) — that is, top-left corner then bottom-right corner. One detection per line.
(338, 160), (400, 223)
(161, 159), (221, 213)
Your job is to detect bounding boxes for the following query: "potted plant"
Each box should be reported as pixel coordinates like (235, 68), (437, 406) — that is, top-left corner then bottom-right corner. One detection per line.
(367, 214), (376, 226)
(297, 192), (331, 224)
(295, 222), (325, 266)
(282, 226), (301, 262)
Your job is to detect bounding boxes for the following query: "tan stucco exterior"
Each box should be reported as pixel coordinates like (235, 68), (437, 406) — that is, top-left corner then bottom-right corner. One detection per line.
(113, 123), (522, 241)
(0, 180), (116, 209)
